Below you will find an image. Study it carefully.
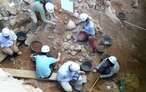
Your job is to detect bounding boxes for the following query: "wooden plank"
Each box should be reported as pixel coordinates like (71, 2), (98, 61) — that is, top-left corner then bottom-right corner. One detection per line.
(2, 68), (57, 81)
(0, 51), (7, 62)
(2, 68), (87, 82)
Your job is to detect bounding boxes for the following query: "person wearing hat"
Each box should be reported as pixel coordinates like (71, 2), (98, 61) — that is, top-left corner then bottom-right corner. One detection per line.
(79, 13), (96, 37)
(32, 45), (61, 79)
(31, 0), (55, 25)
(45, 2), (56, 20)
(57, 61), (86, 92)
(77, 13), (98, 53)
(0, 27), (22, 59)
(95, 56), (120, 78)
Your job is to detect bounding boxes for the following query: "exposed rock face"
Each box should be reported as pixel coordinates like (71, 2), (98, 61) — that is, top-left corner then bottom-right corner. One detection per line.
(63, 41), (82, 56)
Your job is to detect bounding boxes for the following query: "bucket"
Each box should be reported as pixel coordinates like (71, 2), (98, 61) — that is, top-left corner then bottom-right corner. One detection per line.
(100, 35), (112, 46)
(16, 31), (27, 42)
(30, 41), (43, 53)
(81, 61), (93, 73)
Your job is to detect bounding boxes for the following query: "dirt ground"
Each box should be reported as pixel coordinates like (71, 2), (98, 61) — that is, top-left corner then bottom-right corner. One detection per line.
(0, 0), (146, 92)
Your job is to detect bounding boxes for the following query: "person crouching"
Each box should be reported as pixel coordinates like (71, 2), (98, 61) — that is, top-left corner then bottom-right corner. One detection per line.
(77, 13), (97, 53)
(95, 56), (120, 78)
(57, 61), (86, 92)
(32, 45), (61, 79)
(0, 27), (22, 61)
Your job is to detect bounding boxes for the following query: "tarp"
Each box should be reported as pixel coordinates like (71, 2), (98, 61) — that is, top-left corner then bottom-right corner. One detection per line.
(61, 0), (74, 13)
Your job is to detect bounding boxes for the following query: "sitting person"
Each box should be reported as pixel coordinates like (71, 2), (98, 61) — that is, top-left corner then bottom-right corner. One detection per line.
(0, 27), (22, 60)
(95, 56), (120, 78)
(32, 45), (61, 79)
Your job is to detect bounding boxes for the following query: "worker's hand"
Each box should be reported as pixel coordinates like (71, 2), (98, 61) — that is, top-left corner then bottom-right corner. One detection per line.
(79, 71), (86, 75)
(58, 52), (61, 57)
(30, 54), (36, 61)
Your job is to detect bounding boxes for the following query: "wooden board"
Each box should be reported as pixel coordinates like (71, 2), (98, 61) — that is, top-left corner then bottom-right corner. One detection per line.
(2, 68), (57, 81)
(2, 68), (87, 82)
(0, 51), (7, 62)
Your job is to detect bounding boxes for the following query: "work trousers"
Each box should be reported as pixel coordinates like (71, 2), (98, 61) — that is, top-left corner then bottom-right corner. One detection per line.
(1, 43), (19, 56)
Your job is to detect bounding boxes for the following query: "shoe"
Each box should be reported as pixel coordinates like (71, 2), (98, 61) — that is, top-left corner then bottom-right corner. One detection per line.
(17, 51), (22, 55)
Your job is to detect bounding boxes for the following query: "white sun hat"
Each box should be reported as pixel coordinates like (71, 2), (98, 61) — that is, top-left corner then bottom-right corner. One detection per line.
(41, 45), (50, 53)
(79, 13), (89, 22)
(45, 2), (54, 13)
(69, 63), (80, 72)
(2, 28), (11, 37)
(108, 56), (117, 64)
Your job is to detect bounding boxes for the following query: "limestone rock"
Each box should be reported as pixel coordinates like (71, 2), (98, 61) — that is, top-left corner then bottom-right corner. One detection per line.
(63, 42), (71, 50)
(74, 44), (82, 51)
(66, 33), (72, 41)
(66, 20), (76, 30)
(10, 18), (17, 26)
(70, 51), (77, 56)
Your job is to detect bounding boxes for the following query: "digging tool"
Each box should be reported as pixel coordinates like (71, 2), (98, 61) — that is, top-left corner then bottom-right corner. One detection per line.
(88, 75), (100, 92)
(123, 21), (146, 31)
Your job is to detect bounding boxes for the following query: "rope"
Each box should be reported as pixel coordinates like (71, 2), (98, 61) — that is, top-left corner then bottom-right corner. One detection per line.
(124, 21), (146, 31)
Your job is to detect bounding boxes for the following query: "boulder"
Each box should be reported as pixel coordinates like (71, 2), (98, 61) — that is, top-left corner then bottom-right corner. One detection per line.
(66, 20), (76, 30)
(66, 33), (72, 40)
(70, 51), (78, 56)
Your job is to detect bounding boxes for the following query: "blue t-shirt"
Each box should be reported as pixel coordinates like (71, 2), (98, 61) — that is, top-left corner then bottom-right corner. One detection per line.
(83, 21), (96, 36)
(0, 31), (17, 48)
(34, 55), (57, 78)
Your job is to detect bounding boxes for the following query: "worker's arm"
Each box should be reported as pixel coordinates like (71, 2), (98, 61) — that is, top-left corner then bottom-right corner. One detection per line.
(30, 54), (38, 62)
(100, 71), (114, 78)
(55, 52), (61, 62)
(75, 21), (83, 26)
(40, 11), (56, 25)
(96, 59), (107, 70)
(100, 64), (119, 78)
(45, 20), (56, 25)
(11, 31), (17, 46)
(78, 71), (85, 75)
(96, 23), (102, 31)
(53, 52), (63, 70)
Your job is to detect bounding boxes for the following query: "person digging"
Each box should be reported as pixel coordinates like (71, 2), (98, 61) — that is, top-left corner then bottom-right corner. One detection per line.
(32, 45), (61, 79)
